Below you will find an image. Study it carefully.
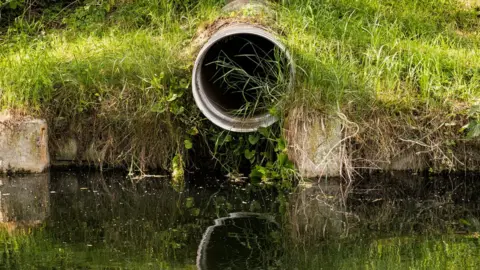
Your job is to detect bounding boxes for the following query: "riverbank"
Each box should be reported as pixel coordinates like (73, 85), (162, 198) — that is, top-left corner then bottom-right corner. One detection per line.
(1, 0), (479, 177)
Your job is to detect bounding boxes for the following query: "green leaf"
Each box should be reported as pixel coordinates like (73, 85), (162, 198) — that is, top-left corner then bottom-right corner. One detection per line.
(185, 197), (194, 208)
(187, 127), (199, 136)
(151, 102), (167, 113)
(256, 166), (268, 175)
(170, 104), (185, 115)
(244, 149), (256, 161)
(224, 134), (233, 143)
(275, 138), (287, 152)
(248, 134), (260, 145)
(469, 105), (480, 116)
(285, 160), (295, 170)
(277, 152), (289, 167)
(9, 0), (19, 9)
(249, 167), (263, 184)
(179, 78), (190, 88)
(258, 127), (269, 138)
(184, 139), (193, 150)
(190, 208), (200, 217)
(460, 218), (471, 226)
(266, 161), (274, 169)
(467, 121), (480, 139)
(268, 107), (279, 117)
(166, 93), (178, 102)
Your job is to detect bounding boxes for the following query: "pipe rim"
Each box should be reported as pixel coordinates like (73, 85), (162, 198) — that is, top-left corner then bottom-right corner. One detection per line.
(192, 24), (295, 132)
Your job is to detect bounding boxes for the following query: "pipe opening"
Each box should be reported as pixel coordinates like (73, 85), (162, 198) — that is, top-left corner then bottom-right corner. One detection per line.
(193, 26), (294, 132)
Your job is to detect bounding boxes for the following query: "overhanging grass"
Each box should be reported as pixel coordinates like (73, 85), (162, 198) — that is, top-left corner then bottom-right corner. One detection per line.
(0, 0), (479, 171)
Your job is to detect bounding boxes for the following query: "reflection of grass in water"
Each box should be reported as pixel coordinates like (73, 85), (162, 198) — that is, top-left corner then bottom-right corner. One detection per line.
(281, 236), (480, 270)
(4, 225), (480, 269)
(0, 230), (191, 269)
(0, 215), (197, 269)
(207, 40), (291, 118)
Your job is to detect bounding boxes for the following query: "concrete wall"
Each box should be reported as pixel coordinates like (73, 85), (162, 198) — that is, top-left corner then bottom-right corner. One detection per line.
(286, 108), (346, 178)
(0, 113), (49, 173)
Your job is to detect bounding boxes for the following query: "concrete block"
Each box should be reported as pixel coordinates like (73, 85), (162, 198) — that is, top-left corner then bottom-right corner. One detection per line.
(52, 138), (106, 166)
(286, 108), (345, 178)
(55, 138), (78, 161)
(388, 150), (430, 171)
(0, 113), (49, 173)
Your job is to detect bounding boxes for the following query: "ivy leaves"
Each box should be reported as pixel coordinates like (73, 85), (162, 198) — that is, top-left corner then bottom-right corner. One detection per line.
(249, 136), (295, 187)
(197, 125), (296, 187)
(248, 134), (260, 145)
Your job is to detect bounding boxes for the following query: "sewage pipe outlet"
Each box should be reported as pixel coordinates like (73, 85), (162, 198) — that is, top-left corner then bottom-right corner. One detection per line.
(192, 24), (295, 132)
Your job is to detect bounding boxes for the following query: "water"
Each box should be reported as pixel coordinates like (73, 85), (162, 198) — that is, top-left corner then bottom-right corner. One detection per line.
(1, 171), (480, 269)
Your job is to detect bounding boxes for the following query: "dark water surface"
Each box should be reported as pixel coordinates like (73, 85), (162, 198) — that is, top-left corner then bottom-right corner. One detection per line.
(1, 171), (480, 269)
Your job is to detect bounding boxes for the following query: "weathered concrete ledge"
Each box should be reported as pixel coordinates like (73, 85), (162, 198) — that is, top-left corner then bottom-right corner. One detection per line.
(0, 113), (49, 173)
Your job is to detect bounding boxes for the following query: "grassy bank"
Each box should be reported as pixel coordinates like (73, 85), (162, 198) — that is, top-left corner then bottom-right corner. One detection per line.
(0, 0), (479, 175)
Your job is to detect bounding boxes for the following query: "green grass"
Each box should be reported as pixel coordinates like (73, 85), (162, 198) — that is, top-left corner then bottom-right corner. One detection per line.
(277, 0), (480, 111)
(0, 0), (479, 172)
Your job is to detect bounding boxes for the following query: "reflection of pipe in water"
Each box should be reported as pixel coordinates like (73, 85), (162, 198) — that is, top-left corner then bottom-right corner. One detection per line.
(0, 174), (49, 231)
(197, 212), (280, 270)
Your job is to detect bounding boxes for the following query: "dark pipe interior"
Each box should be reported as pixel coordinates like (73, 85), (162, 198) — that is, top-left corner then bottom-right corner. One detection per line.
(200, 33), (282, 115)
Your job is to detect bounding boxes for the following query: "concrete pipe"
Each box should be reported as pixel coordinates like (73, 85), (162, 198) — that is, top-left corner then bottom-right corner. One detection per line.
(192, 24), (295, 132)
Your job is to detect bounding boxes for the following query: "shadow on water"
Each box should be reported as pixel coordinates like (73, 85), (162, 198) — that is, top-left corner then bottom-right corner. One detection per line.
(0, 170), (480, 269)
